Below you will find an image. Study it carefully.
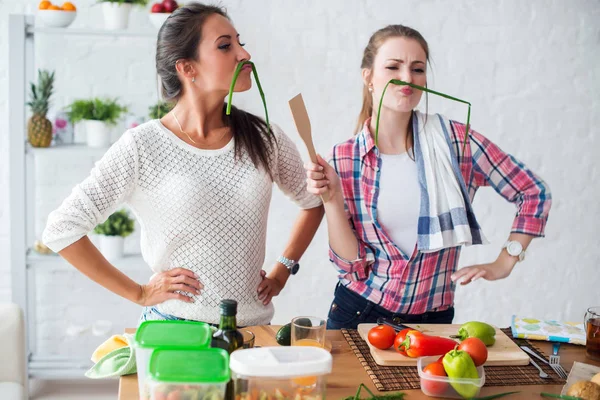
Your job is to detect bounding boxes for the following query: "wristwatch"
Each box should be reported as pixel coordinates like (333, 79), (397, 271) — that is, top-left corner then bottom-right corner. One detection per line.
(277, 255), (300, 275)
(503, 240), (526, 262)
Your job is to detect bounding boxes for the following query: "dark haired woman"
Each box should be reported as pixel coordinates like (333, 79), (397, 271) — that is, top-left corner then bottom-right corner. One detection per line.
(43, 3), (324, 326)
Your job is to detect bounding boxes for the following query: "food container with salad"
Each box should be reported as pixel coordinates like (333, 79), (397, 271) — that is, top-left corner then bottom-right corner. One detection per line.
(134, 320), (213, 399)
(147, 347), (230, 400)
(229, 346), (332, 400)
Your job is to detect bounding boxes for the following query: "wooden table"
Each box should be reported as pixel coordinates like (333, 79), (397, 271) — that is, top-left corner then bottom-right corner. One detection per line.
(119, 326), (600, 400)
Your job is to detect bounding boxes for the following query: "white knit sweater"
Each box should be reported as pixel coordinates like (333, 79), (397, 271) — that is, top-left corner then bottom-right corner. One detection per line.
(42, 120), (321, 326)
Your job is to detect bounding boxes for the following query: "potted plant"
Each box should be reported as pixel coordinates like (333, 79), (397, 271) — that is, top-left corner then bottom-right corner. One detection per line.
(148, 100), (174, 119)
(99, 0), (148, 30)
(26, 69), (55, 148)
(94, 209), (135, 261)
(66, 98), (128, 148)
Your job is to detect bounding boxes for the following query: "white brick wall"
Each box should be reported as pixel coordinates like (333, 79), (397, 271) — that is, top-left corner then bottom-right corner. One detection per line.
(1, 0), (599, 357)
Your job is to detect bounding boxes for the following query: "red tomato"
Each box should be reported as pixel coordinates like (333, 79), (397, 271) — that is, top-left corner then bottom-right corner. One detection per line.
(436, 354), (445, 364)
(367, 325), (396, 350)
(421, 362), (448, 395)
(457, 337), (488, 366)
(151, 3), (165, 12)
(393, 328), (412, 355)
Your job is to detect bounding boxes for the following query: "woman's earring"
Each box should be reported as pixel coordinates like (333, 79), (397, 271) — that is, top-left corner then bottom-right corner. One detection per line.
(192, 77), (196, 83)
(368, 84), (374, 93)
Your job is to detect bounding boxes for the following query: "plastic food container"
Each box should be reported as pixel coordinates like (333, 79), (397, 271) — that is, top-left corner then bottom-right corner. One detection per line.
(147, 347), (229, 400)
(417, 356), (485, 399)
(134, 320), (212, 400)
(230, 346), (332, 400)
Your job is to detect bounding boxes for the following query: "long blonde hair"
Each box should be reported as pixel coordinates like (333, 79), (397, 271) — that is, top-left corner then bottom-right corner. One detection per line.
(355, 25), (431, 146)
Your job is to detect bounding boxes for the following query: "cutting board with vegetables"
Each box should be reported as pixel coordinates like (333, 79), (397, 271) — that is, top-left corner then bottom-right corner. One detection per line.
(357, 323), (530, 366)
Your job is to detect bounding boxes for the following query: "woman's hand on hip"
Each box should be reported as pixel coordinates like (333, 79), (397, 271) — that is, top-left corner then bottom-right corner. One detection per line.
(138, 268), (203, 306)
(305, 154), (341, 199)
(257, 270), (283, 306)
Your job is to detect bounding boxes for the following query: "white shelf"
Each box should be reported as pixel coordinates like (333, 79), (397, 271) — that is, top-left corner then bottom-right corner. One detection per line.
(27, 251), (147, 271)
(26, 26), (157, 38)
(26, 143), (110, 156)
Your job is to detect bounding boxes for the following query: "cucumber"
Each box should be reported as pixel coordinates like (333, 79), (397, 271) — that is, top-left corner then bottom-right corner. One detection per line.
(275, 318), (313, 346)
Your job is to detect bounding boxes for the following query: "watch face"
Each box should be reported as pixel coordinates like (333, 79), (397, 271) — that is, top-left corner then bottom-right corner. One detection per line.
(507, 241), (523, 256)
(291, 263), (300, 275)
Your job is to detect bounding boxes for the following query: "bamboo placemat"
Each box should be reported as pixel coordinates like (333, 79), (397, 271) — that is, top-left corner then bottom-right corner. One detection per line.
(342, 328), (565, 391)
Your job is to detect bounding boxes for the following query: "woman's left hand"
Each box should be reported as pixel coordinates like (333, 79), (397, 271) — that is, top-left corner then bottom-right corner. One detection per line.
(451, 259), (516, 285)
(257, 270), (283, 305)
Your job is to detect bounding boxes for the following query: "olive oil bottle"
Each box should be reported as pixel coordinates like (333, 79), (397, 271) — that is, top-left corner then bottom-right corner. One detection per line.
(211, 299), (244, 400)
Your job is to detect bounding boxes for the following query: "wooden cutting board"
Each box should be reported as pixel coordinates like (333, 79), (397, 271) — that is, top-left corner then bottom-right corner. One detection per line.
(357, 323), (530, 366)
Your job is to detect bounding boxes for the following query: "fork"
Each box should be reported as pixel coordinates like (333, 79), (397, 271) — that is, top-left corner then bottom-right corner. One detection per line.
(549, 342), (569, 379)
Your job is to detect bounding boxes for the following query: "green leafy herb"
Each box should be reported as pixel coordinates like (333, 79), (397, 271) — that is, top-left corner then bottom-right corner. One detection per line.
(226, 61), (271, 134)
(341, 384), (405, 400)
(94, 209), (135, 237)
(67, 98), (128, 126)
(540, 393), (583, 400)
(472, 391), (520, 400)
(374, 79), (471, 155)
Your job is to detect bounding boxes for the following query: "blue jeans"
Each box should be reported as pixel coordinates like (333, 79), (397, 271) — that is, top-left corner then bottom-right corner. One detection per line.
(326, 283), (455, 330)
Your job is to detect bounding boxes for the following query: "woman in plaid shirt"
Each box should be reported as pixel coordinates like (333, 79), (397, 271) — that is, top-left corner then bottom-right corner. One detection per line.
(305, 25), (551, 330)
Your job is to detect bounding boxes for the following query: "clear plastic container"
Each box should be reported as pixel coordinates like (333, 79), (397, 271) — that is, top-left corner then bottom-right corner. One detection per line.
(134, 320), (212, 399)
(417, 356), (485, 399)
(147, 347), (229, 400)
(230, 346), (332, 400)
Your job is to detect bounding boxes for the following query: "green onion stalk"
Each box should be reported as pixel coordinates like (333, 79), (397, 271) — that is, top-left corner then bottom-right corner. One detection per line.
(226, 60), (271, 134)
(374, 79), (472, 155)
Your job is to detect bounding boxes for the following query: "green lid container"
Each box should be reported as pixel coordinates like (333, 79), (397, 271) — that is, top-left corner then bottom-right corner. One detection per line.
(149, 348), (230, 383)
(134, 320), (212, 349)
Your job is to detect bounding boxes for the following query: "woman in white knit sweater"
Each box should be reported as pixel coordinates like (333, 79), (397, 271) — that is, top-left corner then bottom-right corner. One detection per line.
(42, 3), (324, 326)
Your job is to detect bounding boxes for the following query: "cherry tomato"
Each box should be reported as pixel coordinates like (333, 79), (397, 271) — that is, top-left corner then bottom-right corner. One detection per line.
(457, 337), (488, 367)
(421, 362), (449, 395)
(367, 325), (396, 350)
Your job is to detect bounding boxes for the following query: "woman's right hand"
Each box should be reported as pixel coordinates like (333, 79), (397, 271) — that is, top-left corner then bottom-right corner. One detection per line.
(138, 268), (203, 306)
(305, 154), (341, 199)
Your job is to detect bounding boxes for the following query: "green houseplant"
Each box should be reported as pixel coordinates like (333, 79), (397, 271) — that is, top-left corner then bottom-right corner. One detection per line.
(99, 0), (149, 30)
(94, 209), (135, 260)
(67, 98), (128, 148)
(148, 100), (174, 120)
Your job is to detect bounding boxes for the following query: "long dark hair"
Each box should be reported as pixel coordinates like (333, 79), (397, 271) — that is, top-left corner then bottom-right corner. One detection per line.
(356, 25), (431, 154)
(156, 2), (274, 178)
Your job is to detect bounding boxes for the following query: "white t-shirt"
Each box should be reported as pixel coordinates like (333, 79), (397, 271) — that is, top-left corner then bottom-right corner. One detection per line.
(376, 152), (420, 257)
(43, 120), (321, 326)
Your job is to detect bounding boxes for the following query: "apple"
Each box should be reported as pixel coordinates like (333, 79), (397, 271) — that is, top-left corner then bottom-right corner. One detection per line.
(151, 2), (165, 13)
(162, 0), (178, 13)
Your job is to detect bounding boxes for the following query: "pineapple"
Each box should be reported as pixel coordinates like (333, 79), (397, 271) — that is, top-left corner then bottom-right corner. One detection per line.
(26, 70), (55, 148)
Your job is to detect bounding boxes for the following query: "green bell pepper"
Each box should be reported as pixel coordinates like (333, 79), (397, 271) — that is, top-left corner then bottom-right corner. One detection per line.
(456, 321), (496, 346)
(443, 349), (480, 399)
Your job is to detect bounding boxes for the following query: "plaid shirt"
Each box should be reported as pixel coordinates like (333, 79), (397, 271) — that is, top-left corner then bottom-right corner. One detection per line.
(329, 117), (551, 314)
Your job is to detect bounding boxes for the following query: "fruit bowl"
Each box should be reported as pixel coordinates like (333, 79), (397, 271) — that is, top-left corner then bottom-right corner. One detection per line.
(37, 9), (77, 28)
(148, 12), (171, 29)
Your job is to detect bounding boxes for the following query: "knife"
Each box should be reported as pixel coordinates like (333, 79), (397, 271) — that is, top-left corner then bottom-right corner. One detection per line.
(520, 345), (550, 364)
(376, 317), (413, 332)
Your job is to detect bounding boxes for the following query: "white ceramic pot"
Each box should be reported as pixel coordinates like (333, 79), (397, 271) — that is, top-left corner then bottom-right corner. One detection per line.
(84, 120), (111, 148)
(102, 2), (132, 30)
(99, 236), (125, 261)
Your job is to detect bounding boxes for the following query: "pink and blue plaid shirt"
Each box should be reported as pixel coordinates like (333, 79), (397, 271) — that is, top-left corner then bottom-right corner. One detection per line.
(328, 117), (551, 315)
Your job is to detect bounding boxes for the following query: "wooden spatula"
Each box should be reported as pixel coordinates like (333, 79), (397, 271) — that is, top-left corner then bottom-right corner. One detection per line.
(288, 93), (330, 202)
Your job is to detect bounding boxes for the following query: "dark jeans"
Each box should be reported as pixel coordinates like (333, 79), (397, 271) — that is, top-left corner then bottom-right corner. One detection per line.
(327, 283), (455, 330)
